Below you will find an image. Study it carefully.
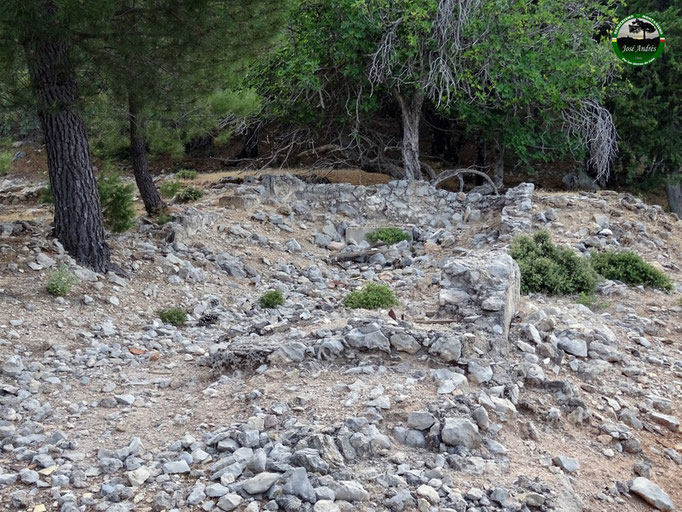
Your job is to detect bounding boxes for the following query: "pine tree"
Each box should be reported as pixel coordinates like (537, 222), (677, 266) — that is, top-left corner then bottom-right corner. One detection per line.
(3, 1), (112, 272)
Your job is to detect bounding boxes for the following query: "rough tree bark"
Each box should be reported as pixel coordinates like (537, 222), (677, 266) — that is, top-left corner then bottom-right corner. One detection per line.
(666, 178), (682, 217)
(394, 90), (424, 181)
(24, 12), (112, 273)
(128, 92), (163, 215)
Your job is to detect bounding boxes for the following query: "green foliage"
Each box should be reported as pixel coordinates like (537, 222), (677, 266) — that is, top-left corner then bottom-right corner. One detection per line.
(590, 251), (672, 291)
(154, 211), (173, 225)
(146, 121), (184, 159)
(158, 307), (187, 326)
(344, 282), (399, 310)
(576, 292), (610, 311)
(366, 227), (410, 246)
(175, 186), (203, 203)
(259, 290), (285, 308)
(510, 231), (599, 295)
(47, 265), (76, 297)
(608, 2), (682, 182)
(0, 150), (12, 176)
(97, 173), (136, 233)
(160, 180), (183, 199)
(38, 185), (54, 204)
(175, 169), (198, 180)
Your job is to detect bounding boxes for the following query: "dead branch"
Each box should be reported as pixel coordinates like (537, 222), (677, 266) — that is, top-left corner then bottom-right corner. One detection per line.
(431, 168), (500, 195)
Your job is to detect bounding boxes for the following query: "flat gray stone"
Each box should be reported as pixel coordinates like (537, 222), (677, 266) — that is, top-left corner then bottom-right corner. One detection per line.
(241, 472), (281, 494)
(630, 477), (674, 511)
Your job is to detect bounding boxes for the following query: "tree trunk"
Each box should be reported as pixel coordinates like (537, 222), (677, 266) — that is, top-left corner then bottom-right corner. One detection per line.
(666, 179), (682, 217)
(493, 138), (505, 188)
(395, 91), (424, 181)
(24, 25), (111, 272)
(128, 92), (163, 215)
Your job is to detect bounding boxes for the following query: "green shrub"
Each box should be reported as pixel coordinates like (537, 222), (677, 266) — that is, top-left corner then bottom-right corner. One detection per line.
(510, 231), (599, 295)
(47, 265), (76, 296)
(160, 180), (183, 199)
(259, 290), (284, 308)
(175, 169), (198, 180)
(0, 150), (12, 176)
(154, 211), (173, 225)
(38, 184), (54, 204)
(158, 307), (187, 326)
(366, 227), (410, 246)
(590, 250), (672, 291)
(98, 173), (136, 233)
(175, 186), (203, 203)
(576, 292), (610, 311)
(344, 282), (399, 309)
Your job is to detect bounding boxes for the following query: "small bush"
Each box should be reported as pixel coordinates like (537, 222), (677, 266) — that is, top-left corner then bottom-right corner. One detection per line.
(175, 186), (203, 203)
(259, 290), (284, 308)
(38, 184), (54, 204)
(98, 173), (136, 233)
(154, 211), (173, 225)
(0, 150), (12, 176)
(158, 307), (187, 326)
(590, 250), (672, 291)
(366, 227), (410, 246)
(47, 265), (76, 297)
(160, 180), (183, 199)
(510, 231), (599, 295)
(344, 282), (399, 309)
(576, 292), (609, 311)
(175, 169), (198, 180)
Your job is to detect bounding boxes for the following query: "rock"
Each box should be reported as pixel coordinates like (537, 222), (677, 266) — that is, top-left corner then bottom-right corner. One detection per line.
(428, 337), (461, 362)
(291, 449), (329, 474)
(557, 337), (588, 357)
(553, 456), (580, 473)
(163, 460), (190, 474)
(346, 325), (390, 353)
(283, 467), (316, 503)
(467, 361), (493, 383)
(127, 466), (151, 486)
(285, 239), (302, 252)
(206, 483), (230, 497)
(417, 485), (440, 505)
(19, 468), (39, 484)
(327, 480), (369, 502)
(217, 494), (244, 511)
(407, 411), (437, 431)
(242, 472), (281, 494)
(441, 418), (481, 449)
(390, 334), (421, 354)
(2, 355), (24, 377)
(630, 477), (675, 511)
(650, 413), (680, 432)
(314, 501), (340, 512)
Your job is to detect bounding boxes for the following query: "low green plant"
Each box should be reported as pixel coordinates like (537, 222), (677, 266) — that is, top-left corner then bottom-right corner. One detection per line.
(175, 186), (203, 203)
(344, 282), (399, 309)
(38, 184), (54, 204)
(154, 211), (173, 225)
(366, 227), (411, 246)
(175, 169), (198, 180)
(510, 231), (599, 295)
(98, 173), (136, 233)
(47, 265), (76, 296)
(576, 292), (610, 311)
(259, 290), (284, 308)
(160, 180), (183, 199)
(158, 307), (187, 326)
(590, 250), (672, 291)
(0, 150), (12, 176)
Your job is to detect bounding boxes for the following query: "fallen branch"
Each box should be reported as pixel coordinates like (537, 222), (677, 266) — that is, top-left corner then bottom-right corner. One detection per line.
(431, 168), (500, 196)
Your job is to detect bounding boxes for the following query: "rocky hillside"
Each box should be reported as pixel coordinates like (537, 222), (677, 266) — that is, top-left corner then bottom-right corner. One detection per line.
(0, 172), (680, 512)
